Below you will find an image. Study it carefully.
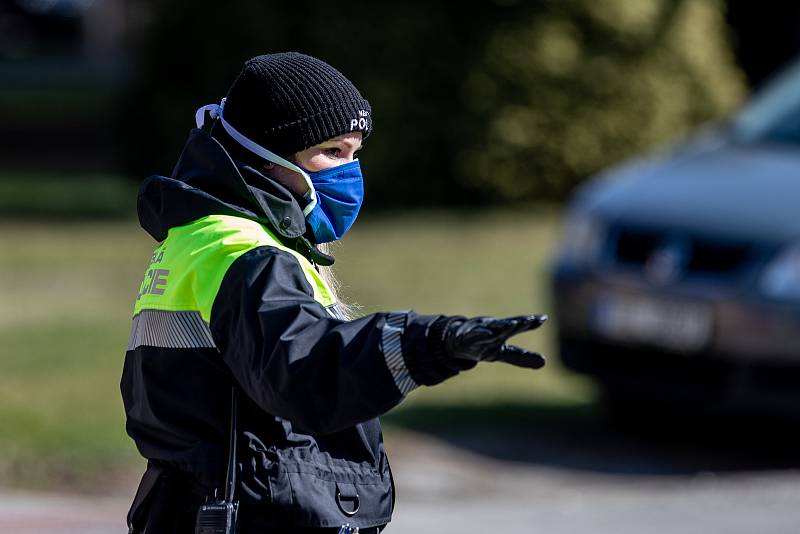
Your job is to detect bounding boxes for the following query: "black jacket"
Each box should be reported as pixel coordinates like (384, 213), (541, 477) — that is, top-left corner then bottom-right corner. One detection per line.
(121, 129), (440, 532)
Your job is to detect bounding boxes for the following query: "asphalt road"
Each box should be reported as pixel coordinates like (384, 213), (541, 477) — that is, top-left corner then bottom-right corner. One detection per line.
(4, 418), (800, 534)
(387, 431), (800, 534)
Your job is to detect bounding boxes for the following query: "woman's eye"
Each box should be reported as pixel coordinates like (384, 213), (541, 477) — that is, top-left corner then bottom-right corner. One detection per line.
(325, 148), (341, 158)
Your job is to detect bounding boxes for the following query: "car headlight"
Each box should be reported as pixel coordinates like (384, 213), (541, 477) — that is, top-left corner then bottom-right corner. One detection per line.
(760, 243), (800, 300)
(558, 215), (606, 266)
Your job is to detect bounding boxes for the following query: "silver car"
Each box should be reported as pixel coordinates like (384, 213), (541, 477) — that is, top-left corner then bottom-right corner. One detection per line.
(552, 58), (800, 414)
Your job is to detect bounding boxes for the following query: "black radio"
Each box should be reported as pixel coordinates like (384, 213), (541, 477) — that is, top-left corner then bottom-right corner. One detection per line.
(195, 501), (238, 534)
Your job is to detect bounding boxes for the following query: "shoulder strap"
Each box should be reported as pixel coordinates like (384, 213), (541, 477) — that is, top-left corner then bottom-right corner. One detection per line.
(224, 387), (238, 503)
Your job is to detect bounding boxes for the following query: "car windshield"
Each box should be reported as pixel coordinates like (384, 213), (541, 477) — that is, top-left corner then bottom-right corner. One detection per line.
(733, 57), (800, 146)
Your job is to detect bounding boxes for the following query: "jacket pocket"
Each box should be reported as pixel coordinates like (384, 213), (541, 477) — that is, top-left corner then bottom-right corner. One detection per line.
(238, 456), (393, 528)
(237, 430), (394, 529)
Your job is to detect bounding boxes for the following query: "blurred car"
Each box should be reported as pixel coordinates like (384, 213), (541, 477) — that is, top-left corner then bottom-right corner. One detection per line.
(551, 57), (800, 414)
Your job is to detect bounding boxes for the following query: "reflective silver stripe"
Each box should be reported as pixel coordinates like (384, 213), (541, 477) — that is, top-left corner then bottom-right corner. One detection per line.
(127, 309), (217, 351)
(326, 304), (347, 321)
(381, 312), (417, 396)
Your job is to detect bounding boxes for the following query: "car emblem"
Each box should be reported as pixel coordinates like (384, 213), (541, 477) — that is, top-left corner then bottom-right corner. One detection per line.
(644, 245), (683, 285)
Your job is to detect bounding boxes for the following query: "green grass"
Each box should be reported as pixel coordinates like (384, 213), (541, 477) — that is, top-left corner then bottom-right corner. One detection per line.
(0, 209), (596, 489)
(0, 223), (153, 488)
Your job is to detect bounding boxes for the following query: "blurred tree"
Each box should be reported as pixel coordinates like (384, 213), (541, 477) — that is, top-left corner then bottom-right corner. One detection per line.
(457, 0), (747, 201)
(122, 0), (746, 206)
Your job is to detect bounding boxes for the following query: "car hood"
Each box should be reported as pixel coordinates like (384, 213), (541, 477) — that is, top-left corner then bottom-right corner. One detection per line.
(578, 139), (800, 245)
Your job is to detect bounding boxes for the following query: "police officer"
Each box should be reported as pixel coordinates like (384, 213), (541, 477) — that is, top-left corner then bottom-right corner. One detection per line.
(122, 52), (547, 533)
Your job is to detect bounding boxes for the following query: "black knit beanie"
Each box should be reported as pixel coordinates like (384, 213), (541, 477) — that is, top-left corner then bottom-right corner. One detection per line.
(220, 52), (372, 158)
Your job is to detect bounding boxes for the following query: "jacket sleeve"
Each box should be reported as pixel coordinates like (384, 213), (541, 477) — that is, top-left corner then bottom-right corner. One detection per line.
(209, 245), (440, 435)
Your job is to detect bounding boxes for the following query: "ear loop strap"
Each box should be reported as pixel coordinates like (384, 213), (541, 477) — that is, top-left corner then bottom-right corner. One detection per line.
(195, 99), (318, 215)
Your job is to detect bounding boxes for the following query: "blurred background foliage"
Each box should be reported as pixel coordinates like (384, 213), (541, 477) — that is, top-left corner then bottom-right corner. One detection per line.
(2, 0), (796, 213)
(123, 0), (746, 207)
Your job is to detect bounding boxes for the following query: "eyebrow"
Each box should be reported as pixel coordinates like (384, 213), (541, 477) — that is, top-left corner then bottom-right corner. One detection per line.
(324, 138), (362, 151)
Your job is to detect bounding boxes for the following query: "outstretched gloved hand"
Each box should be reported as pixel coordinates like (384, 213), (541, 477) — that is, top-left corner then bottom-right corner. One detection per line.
(442, 314), (547, 369)
(405, 313), (548, 387)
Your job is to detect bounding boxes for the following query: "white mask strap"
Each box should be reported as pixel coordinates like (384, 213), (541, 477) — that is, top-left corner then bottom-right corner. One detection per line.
(195, 99), (317, 215)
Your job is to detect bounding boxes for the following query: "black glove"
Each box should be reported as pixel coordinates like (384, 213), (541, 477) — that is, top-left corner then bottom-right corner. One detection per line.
(442, 315), (547, 369)
(404, 314), (548, 386)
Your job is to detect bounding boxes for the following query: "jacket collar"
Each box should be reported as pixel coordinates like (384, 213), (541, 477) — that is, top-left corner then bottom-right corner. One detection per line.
(137, 129), (334, 265)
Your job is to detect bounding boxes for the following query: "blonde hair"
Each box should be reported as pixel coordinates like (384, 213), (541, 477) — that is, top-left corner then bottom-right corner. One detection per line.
(316, 242), (358, 321)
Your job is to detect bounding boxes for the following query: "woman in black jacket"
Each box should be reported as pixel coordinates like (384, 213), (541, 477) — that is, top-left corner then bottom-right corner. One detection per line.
(122, 52), (547, 533)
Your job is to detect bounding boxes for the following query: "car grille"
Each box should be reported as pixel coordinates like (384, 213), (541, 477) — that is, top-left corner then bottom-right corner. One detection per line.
(612, 226), (754, 277)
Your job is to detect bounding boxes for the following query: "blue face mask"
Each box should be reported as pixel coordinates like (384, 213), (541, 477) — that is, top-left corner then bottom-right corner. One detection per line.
(304, 160), (364, 243)
(195, 100), (365, 243)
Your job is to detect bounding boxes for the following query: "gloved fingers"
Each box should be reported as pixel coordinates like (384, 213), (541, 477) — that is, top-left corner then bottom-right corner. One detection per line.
(485, 314), (548, 340)
(446, 315), (548, 364)
(496, 344), (546, 369)
(506, 314), (548, 336)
